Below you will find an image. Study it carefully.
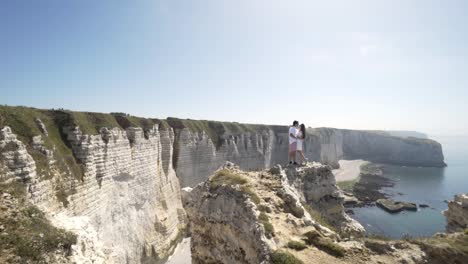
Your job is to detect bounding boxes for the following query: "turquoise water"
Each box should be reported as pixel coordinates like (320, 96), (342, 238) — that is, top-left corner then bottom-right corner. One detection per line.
(351, 135), (468, 239)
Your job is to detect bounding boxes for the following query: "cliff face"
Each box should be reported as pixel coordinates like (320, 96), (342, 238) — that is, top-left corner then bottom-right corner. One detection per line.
(444, 194), (468, 233)
(1, 120), (186, 263)
(174, 126), (445, 187)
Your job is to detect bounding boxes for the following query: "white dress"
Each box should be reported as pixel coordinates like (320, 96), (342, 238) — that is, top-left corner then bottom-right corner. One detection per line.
(296, 131), (303, 151)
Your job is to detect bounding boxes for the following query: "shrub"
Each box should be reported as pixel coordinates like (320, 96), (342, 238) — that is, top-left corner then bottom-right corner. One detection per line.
(210, 169), (247, 189)
(270, 250), (304, 264)
(287, 240), (307, 251)
(240, 186), (261, 204)
(303, 231), (345, 257)
(0, 204), (77, 262)
(258, 212), (274, 238)
(257, 204), (272, 213)
(365, 233), (391, 241)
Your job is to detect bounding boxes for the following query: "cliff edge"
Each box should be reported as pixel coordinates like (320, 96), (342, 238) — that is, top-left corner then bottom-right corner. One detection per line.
(184, 163), (435, 264)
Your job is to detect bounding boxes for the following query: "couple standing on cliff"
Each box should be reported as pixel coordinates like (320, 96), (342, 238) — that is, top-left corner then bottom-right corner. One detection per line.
(289, 120), (307, 165)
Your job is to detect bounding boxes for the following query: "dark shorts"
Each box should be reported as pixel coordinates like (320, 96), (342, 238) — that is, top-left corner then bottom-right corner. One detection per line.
(289, 142), (297, 152)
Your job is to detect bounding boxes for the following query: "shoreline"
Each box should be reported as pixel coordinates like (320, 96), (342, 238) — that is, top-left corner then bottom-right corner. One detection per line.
(332, 159), (368, 183)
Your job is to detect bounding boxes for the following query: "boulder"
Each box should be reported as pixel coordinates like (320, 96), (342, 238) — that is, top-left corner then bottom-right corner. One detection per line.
(376, 199), (417, 213)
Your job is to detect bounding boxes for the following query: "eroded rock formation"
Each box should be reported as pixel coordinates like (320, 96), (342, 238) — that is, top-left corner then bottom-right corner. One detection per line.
(284, 163), (365, 236)
(184, 163), (427, 264)
(444, 193), (468, 233)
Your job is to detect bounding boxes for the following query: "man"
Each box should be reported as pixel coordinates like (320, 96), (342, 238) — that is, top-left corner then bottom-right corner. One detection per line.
(289, 121), (299, 165)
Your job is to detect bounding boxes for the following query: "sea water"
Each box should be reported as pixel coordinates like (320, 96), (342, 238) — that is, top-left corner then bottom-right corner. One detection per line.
(351, 135), (468, 239)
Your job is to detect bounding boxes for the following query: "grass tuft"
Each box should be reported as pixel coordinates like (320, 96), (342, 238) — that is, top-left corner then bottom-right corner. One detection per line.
(303, 230), (345, 257)
(210, 169), (248, 189)
(270, 250), (304, 264)
(240, 185), (261, 204)
(258, 212), (275, 238)
(287, 240), (307, 251)
(0, 190), (77, 262)
(336, 178), (359, 192)
(411, 233), (468, 264)
(257, 204), (272, 213)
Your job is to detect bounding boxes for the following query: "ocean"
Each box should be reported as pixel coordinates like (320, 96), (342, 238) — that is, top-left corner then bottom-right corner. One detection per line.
(350, 135), (468, 239)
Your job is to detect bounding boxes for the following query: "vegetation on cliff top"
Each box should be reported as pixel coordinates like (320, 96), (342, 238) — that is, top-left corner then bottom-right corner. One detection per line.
(286, 240), (307, 251)
(270, 250), (304, 264)
(0, 182), (77, 263)
(303, 230), (346, 257)
(210, 169), (262, 205)
(210, 169), (248, 189)
(410, 233), (468, 264)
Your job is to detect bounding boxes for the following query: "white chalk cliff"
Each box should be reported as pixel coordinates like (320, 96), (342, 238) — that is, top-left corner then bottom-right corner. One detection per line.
(174, 126), (445, 187)
(0, 107), (446, 263)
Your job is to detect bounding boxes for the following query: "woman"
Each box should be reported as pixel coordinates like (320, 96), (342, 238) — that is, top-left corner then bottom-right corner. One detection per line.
(296, 124), (308, 164)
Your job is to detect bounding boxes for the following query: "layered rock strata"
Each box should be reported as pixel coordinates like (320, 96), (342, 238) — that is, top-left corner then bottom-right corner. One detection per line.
(174, 127), (445, 187)
(1, 125), (187, 263)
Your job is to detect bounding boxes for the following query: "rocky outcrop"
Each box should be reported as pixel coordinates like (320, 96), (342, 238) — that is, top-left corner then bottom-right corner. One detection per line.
(174, 127), (445, 187)
(184, 163), (427, 264)
(444, 194), (468, 233)
(0, 126), (37, 182)
(184, 176), (271, 264)
(376, 199), (417, 213)
(284, 163), (365, 236)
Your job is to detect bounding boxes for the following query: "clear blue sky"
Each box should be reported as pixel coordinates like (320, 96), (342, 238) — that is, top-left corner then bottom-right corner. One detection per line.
(1, 0), (467, 135)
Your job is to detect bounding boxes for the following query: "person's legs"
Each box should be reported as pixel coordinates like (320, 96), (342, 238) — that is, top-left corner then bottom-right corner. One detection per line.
(297, 150), (307, 164)
(288, 142), (297, 164)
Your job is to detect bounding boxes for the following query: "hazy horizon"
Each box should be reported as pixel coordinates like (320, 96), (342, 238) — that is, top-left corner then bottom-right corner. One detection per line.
(2, 1), (468, 136)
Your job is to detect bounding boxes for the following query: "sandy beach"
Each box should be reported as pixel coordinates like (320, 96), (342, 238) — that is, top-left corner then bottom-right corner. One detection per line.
(332, 160), (368, 182)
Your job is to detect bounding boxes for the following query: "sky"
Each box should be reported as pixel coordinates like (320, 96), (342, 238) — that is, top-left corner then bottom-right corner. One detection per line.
(1, 0), (467, 136)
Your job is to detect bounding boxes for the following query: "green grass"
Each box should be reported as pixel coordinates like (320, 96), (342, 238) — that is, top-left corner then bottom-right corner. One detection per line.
(167, 118), (226, 149)
(281, 200), (304, 218)
(210, 169), (248, 189)
(166, 117), (267, 149)
(257, 204), (272, 213)
(209, 169), (261, 204)
(412, 233), (468, 264)
(465, 229), (468, 235)
(258, 212), (275, 238)
(303, 204), (336, 232)
(365, 233), (391, 241)
(0, 198), (76, 263)
(0, 141), (17, 153)
(287, 240), (307, 251)
(112, 113), (170, 133)
(0, 181), (26, 200)
(240, 185), (261, 204)
(336, 178), (359, 192)
(270, 250), (304, 264)
(303, 230), (345, 257)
